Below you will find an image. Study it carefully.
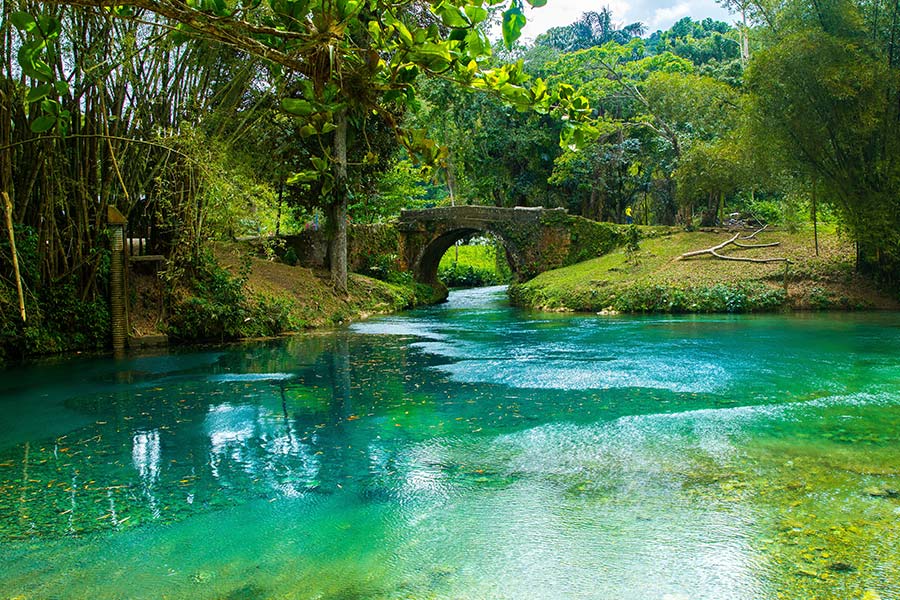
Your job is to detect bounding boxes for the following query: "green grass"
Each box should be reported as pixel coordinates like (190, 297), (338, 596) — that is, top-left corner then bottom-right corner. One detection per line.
(438, 243), (511, 287)
(510, 228), (896, 313)
(438, 244), (499, 271)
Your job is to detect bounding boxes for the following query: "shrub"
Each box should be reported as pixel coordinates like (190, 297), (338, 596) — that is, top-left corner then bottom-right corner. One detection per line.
(282, 247), (298, 266)
(438, 262), (503, 287)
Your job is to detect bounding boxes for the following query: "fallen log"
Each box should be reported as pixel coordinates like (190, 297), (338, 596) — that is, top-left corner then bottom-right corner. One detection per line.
(677, 227), (790, 263)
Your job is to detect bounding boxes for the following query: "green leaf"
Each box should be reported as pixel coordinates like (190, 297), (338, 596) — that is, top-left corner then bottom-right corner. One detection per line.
(298, 79), (315, 100)
(25, 83), (53, 103)
(36, 15), (62, 39)
(437, 5), (469, 28)
(10, 12), (37, 33)
(464, 29), (488, 57)
(501, 2), (526, 49)
(41, 99), (59, 115)
(30, 114), (56, 133)
(367, 20), (382, 43)
(319, 122), (337, 134)
(395, 21), (414, 46)
(27, 60), (53, 82)
(464, 6), (489, 23)
(54, 80), (69, 95)
(310, 156), (329, 172)
(281, 98), (315, 116)
(286, 171), (319, 184)
(531, 77), (547, 100)
(18, 44), (54, 82)
(524, 0), (547, 7)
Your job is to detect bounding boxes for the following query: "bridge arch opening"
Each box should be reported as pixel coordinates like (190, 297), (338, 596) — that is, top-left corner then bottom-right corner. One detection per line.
(417, 228), (518, 286)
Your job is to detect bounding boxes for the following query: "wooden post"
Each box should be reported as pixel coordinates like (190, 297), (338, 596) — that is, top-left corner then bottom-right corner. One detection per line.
(2, 192), (25, 323)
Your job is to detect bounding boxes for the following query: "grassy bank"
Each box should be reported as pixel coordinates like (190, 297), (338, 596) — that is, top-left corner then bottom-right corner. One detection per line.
(509, 228), (899, 313)
(130, 243), (431, 344)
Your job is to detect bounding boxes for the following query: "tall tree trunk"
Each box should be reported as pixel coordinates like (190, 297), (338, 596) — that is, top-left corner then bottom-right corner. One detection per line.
(446, 148), (459, 206)
(740, 7), (750, 66)
(329, 109), (349, 295)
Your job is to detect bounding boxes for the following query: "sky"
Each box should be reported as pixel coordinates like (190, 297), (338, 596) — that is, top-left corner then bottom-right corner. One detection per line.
(520, 0), (736, 39)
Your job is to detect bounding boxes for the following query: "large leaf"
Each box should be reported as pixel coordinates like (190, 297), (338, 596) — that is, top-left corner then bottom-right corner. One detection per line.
(17, 44), (53, 82)
(281, 98), (315, 116)
(30, 114), (57, 133)
(25, 83), (53, 103)
(36, 15), (62, 39)
(464, 5), (489, 24)
(501, 1), (526, 49)
(436, 4), (469, 28)
(10, 12), (37, 33)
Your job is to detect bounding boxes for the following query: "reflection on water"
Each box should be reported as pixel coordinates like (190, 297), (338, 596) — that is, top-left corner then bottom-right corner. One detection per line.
(0, 286), (899, 599)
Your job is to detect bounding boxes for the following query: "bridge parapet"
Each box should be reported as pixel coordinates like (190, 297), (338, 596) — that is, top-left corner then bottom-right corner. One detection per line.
(397, 205), (566, 229)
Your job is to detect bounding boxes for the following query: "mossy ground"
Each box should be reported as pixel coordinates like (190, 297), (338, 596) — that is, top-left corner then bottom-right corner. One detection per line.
(510, 227), (899, 313)
(215, 244), (420, 327)
(130, 243), (424, 341)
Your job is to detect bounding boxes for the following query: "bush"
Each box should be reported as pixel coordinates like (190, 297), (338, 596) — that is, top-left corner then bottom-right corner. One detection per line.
(747, 199), (782, 225)
(611, 282), (787, 313)
(282, 247), (298, 266)
(438, 241), (512, 288)
(166, 251), (302, 342)
(438, 262), (503, 287)
(360, 253), (413, 285)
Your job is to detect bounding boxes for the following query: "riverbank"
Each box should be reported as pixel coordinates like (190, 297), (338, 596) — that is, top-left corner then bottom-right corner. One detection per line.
(129, 243), (430, 344)
(509, 228), (899, 313)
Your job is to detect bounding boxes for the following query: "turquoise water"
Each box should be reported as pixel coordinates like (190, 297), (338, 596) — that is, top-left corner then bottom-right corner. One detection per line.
(1, 286), (899, 599)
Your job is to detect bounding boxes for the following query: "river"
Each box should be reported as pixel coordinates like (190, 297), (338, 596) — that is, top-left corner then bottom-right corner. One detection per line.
(1, 286), (899, 599)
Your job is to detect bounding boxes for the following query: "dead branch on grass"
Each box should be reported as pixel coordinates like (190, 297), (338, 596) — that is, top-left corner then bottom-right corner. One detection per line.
(678, 227), (790, 263)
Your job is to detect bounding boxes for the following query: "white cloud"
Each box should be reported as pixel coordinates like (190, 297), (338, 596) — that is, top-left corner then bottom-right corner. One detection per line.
(648, 2), (692, 28)
(520, 0), (737, 39)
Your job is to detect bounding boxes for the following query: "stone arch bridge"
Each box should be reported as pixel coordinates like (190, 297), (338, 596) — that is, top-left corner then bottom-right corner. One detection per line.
(283, 205), (627, 296)
(395, 206), (623, 285)
(396, 206), (566, 284)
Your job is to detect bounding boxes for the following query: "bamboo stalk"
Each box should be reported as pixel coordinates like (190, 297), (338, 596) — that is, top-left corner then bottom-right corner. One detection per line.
(3, 191), (25, 322)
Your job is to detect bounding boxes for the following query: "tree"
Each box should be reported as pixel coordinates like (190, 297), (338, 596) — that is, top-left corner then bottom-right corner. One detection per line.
(745, 0), (900, 277)
(27, 0), (594, 294)
(535, 9), (645, 52)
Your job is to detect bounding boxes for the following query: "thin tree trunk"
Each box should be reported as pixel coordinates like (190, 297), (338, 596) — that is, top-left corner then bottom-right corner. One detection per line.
(275, 178), (283, 236)
(3, 192), (25, 322)
(329, 109), (349, 295)
(812, 175), (819, 256)
(740, 7), (750, 66)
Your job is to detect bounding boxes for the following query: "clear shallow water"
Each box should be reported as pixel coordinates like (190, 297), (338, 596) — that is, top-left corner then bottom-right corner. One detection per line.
(1, 286), (899, 599)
